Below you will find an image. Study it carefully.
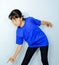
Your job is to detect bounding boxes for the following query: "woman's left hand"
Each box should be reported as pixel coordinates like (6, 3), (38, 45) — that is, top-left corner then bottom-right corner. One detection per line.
(46, 22), (52, 27)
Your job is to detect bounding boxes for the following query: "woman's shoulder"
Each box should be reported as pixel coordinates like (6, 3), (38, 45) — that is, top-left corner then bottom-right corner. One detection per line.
(25, 16), (34, 20)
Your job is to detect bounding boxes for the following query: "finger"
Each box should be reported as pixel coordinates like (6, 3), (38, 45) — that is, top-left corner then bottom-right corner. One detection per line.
(6, 59), (10, 63)
(51, 24), (52, 27)
(50, 22), (52, 27)
(47, 24), (50, 27)
(49, 23), (52, 27)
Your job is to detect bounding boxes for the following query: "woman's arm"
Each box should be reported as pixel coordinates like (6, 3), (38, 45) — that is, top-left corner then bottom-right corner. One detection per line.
(41, 20), (52, 27)
(7, 45), (22, 63)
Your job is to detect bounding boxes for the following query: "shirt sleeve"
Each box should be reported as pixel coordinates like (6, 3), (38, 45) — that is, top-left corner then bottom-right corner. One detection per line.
(30, 17), (41, 26)
(16, 35), (23, 45)
(16, 28), (23, 45)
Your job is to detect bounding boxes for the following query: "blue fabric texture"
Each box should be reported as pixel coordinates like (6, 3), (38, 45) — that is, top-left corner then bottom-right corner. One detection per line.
(16, 17), (49, 47)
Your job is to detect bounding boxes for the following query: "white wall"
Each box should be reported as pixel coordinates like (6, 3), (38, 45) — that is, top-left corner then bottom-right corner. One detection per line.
(0, 0), (59, 65)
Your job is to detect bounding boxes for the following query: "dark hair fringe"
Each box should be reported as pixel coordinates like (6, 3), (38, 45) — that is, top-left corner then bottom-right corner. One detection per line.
(8, 9), (24, 20)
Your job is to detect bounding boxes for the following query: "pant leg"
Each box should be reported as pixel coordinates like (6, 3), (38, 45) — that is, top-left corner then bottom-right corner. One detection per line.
(40, 45), (49, 65)
(21, 47), (38, 65)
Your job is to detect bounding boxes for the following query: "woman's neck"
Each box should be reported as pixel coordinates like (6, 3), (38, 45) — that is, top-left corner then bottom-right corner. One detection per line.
(20, 20), (24, 27)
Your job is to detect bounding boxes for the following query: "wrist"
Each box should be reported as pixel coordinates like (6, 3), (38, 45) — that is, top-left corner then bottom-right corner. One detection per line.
(13, 55), (17, 59)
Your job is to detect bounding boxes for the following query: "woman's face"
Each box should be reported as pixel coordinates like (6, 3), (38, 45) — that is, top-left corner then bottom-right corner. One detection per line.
(11, 17), (22, 27)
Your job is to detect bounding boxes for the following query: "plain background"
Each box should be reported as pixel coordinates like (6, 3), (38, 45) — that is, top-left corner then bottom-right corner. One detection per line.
(0, 0), (59, 65)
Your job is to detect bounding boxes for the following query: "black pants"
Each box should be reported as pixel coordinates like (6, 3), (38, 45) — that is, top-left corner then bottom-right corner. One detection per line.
(21, 45), (49, 65)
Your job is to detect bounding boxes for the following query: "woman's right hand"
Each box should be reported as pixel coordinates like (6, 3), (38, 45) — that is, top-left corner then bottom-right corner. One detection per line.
(7, 56), (16, 63)
(7, 45), (22, 63)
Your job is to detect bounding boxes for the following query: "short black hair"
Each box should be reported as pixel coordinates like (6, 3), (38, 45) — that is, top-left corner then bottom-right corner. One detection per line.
(8, 9), (24, 20)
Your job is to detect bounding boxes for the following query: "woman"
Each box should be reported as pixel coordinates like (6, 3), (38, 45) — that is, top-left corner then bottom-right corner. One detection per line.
(7, 9), (52, 65)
